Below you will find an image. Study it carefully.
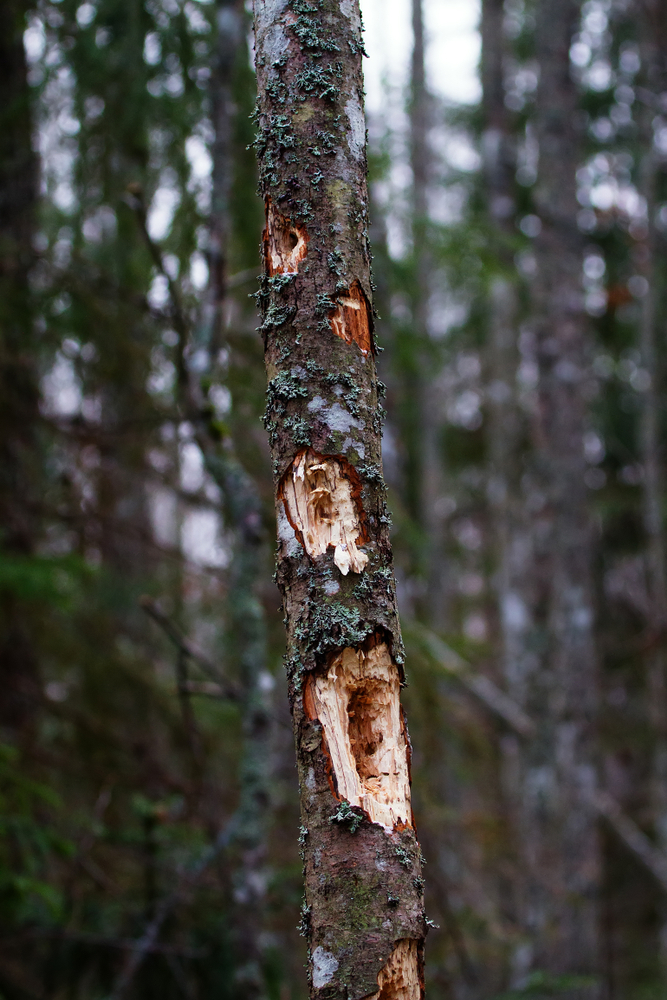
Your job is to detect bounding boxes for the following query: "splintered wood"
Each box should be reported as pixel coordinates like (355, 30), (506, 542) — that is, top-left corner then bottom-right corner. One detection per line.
(308, 643), (412, 830)
(281, 450), (368, 575)
(329, 280), (372, 355)
(263, 198), (308, 275)
(370, 940), (421, 1000)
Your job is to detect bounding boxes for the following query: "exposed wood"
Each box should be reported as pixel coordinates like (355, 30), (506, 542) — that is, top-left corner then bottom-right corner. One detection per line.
(371, 939), (421, 1000)
(280, 449), (369, 575)
(263, 197), (308, 276)
(306, 642), (412, 831)
(329, 281), (372, 355)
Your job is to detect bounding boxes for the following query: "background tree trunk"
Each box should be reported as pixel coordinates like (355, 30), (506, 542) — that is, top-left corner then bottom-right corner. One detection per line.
(252, 1), (426, 995)
(0, 0), (41, 736)
(507, 0), (601, 988)
(636, 0), (667, 975)
(480, 0), (527, 981)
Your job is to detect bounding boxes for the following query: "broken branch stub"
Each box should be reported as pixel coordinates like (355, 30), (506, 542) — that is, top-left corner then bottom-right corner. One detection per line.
(371, 940), (421, 1000)
(306, 642), (412, 831)
(280, 449), (368, 575)
(263, 198), (308, 276)
(329, 280), (372, 356)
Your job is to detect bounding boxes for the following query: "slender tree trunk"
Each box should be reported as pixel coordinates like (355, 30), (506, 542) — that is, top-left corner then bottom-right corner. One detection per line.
(636, 0), (667, 973)
(409, 0), (446, 627)
(503, 0), (601, 989)
(189, 3), (274, 995)
(251, 2), (426, 996)
(480, 0), (520, 525)
(0, 0), (41, 735)
(480, 0), (527, 980)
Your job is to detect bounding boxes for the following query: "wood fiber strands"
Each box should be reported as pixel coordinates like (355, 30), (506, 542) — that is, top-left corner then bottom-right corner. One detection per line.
(305, 642), (413, 830)
(252, 0), (426, 996)
(280, 449), (368, 575)
(263, 198), (309, 276)
(329, 280), (372, 356)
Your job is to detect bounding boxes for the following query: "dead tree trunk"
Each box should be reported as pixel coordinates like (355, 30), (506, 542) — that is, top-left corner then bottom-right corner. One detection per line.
(0, 0), (41, 735)
(251, 2), (426, 996)
(504, 0), (601, 988)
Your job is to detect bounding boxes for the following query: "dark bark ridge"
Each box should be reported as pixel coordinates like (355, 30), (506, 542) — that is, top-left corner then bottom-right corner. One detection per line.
(251, 2), (426, 997)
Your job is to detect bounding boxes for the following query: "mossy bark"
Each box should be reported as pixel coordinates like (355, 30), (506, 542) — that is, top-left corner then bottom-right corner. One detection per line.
(251, 2), (426, 996)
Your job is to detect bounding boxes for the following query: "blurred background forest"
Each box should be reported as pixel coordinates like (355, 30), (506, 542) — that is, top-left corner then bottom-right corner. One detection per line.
(3, 0), (667, 996)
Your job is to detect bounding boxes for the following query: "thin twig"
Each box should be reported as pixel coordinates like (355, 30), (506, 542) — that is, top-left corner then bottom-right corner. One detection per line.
(412, 623), (536, 737)
(26, 927), (205, 959)
(140, 596), (242, 702)
(226, 266), (259, 289)
(593, 790), (667, 893)
(107, 817), (237, 1000)
(413, 622), (667, 896)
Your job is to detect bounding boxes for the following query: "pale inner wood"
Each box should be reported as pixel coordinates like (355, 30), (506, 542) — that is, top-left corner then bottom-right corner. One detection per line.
(265, 200), (308, 275)
(310, 643), (412, 830)
(329, 281), (372, 355)
(281, 450), (368, 575)
(370, 939), (421, 1000)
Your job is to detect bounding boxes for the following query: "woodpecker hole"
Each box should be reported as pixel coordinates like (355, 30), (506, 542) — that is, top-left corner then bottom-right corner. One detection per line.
(279, 449), (368, 575)
(305, 640), (412, 830)
(263, 198), (308, 276)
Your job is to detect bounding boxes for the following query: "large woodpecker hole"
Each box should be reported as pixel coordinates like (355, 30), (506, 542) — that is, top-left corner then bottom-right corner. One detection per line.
(280, 449), (368, 575)
(329, 280), (372, 355)
(306, 641), (412, 830)
(371, 940), (421, 1000)
(263, 198), (308, 275)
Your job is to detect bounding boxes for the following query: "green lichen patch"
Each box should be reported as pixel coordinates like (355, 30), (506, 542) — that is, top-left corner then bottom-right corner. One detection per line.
(295, 63), (342, 102)
(296, 600), (370, 656)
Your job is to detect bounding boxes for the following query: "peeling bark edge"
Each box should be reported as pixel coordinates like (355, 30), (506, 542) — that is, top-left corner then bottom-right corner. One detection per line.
(251, 0), (426, 996)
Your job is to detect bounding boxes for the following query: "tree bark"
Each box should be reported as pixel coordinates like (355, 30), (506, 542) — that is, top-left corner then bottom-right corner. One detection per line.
(251, 2), (426, 996)
(0, 0), (41, 735)
(502, 0), (601, 989)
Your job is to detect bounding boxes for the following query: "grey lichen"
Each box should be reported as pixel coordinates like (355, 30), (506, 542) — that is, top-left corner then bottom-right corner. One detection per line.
(395, 846), (412, 869)
(329, 799), (363, 834)
(295, 601), (370, 656)
(297, 899), (312, 937)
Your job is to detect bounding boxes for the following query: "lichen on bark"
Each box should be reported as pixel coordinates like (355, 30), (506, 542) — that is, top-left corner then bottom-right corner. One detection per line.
(251, 1), (426, 995)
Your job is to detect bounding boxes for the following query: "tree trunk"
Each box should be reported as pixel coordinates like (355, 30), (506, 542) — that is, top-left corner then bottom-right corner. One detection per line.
(409, 0), (446, 627)
(251, 2), (426, 996)
(0, 0), (41, 735)
(480, 0), (526, 980)
(636, 0), (667, 975)
(189, 4), (274, 995)
(503, 0), (601, 989)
